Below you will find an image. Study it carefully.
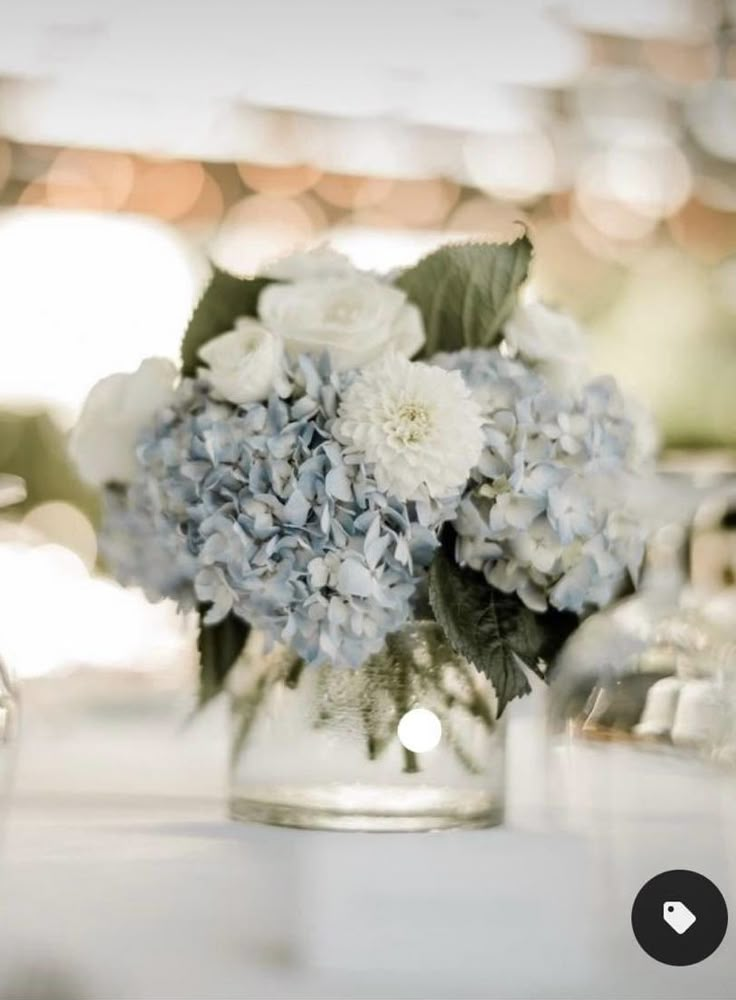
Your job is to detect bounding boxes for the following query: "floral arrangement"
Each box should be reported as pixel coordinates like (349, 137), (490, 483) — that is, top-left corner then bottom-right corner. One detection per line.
(70, 238), (654, 714)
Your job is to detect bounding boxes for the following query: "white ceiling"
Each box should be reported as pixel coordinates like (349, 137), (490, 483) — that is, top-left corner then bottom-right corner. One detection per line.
(0, 0), (722, 158)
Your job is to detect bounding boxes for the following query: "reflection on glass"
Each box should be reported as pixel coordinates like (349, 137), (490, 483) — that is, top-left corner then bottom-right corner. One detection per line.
(550, 484), (736, 765)
(230, 623), (505, 831)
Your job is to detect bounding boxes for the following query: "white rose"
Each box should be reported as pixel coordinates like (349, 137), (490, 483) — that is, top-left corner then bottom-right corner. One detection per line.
(257, 274), (425, 371)
(263, 245), (355, 280)
(504, 302), (587, 366)
(198, 319), (285, 405)
(69, 357), (177, 487)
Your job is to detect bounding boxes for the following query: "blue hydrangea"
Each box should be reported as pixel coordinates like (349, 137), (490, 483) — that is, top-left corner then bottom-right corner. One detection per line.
(99, 483), (197, 608)
(434, 348), (649, 615)
(122, 354), (454, 666)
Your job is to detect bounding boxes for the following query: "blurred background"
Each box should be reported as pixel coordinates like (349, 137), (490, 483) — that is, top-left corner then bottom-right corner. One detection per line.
(0, 0), (735, 724)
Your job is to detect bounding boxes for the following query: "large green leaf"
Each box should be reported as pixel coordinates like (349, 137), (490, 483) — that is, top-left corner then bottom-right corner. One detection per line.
(181, 269), (273, 376)
(428, 538), (577, 716)
(395, 236), (532, 357)
(197, 608), (251, 706)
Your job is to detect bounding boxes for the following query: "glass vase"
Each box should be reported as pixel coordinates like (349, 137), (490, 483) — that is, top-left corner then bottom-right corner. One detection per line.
(229, 621), (505, 831)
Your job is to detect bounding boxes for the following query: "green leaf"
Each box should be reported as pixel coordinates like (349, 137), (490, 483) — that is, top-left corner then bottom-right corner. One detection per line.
(180, 269), (273, 376)
(428, 538), (577, 716)
(395, 236), (532, 357)
(197, 608), (251, 706)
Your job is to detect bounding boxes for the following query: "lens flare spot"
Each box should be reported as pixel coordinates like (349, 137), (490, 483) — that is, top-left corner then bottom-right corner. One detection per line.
(397, 708), (442, 753)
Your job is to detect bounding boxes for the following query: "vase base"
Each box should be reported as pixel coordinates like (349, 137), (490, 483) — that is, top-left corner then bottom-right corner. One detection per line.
(229, 784), (503, 832)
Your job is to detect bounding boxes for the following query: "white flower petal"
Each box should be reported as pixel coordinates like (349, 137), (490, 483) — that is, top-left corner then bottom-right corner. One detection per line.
(504, 302), (587, 367)
(198, 319), (283, 405)
(258, 273), (425, 371)
(69, 357), (177, 487)
(263, 245), (355, 280)
(335, 353), (483, 502)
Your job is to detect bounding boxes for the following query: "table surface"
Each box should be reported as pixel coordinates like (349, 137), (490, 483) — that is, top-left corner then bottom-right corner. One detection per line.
(0, 688), (734, 1000)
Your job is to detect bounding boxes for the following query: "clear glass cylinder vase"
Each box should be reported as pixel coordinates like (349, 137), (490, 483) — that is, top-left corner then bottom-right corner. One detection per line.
(229, 621), (505, 831)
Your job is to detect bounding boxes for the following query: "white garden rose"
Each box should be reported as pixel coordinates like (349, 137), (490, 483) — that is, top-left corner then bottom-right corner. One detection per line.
(257, 273), (425, 371)
(263, 245), (355, 280)
(504, 302), (587, 365)
(69, 357), (177, 487)
(197, 318), (285, 405)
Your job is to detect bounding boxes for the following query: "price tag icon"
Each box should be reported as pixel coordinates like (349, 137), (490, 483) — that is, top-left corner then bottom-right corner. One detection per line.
(633, 871), (727, 964)
(663, 901), (696, 935)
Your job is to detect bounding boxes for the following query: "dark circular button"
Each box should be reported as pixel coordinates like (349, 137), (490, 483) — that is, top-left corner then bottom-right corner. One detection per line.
(631, 870), (728, 966)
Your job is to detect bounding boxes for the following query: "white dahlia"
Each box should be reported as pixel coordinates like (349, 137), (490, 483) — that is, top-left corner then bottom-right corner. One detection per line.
(335, 353), (484, 502)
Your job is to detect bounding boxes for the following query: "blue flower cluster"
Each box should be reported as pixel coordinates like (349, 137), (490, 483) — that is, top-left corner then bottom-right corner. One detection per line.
(99, 482), (198, 608)
(434, 349), (649, 615)
(105, 355), (453, 666)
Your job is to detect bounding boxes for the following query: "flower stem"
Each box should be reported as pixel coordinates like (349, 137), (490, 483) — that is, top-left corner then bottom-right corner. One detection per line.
(387, 631), (421, 774)
(284, 655), (305, 690)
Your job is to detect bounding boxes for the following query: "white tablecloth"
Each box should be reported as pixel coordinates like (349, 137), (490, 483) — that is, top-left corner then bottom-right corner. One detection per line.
(0, 693), (734, 999)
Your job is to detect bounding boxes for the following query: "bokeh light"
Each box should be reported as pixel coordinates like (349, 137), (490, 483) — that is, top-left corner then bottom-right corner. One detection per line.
(463, 130), (558, 203)
(575, 144), (692, 225)
(668, 197), (736, 262)
(446, 197), (530, 241)
(237, 162), (322, 197)
(378, 178), (460, 227)
(572, 196), (658, 250)
(178, 170), (225, 227)
(0, 209), (200, 421)
(43, 148), (135, 212)
(125, 160), (206, 220)
(22, 501), (98, 571)
(209, 193), (320, 273)
(315, 174), (394, 210)
(573, 68), (677, 145)
(641, 39), (714, 84)
(0, 541), (191, 678)
(686, 81), (736, 162)
(329, 226), (448, 271)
